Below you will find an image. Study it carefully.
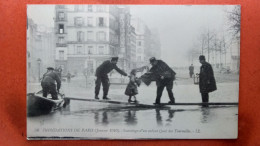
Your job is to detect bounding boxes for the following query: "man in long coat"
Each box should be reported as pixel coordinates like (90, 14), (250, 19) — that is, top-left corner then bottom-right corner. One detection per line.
(148, 57), (176, 104)
(199, 55), (217, 104)
(41, 67), (61, 100)
(95, 57), (127, 100)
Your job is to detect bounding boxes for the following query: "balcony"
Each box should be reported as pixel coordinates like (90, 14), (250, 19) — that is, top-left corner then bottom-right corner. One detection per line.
(55, 18), (67, 22)
(56, 43), (67, 47)
(56, 5), (66, 9)
(67, 40), (109, 44)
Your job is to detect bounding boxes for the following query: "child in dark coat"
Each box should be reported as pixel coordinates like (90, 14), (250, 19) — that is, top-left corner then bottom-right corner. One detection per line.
(125, 69), (141, 103)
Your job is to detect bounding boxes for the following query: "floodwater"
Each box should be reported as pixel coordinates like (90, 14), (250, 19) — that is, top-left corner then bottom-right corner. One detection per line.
(27, 75), (239, 139)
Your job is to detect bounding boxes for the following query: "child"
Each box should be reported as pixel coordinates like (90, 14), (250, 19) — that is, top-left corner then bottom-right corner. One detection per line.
(125, 69), (141, 103)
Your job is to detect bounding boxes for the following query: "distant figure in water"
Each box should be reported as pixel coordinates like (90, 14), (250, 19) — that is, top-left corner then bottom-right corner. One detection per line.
(199, 55), (217, 106)
(125, 69), (141, 103)
(189, 64), (194, 78)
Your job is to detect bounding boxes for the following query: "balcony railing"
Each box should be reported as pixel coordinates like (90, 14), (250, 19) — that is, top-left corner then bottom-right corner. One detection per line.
(55, 18), (67, 22)
(56, 43), (67, 47)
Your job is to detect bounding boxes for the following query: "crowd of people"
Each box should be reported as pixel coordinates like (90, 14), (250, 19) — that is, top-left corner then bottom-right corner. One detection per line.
(40, 55), (217, 105)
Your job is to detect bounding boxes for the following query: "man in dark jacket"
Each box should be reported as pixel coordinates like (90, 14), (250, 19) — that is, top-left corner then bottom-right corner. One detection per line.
(95, 57), (128, 100)
(199, 55), (217, 104)
(41, 67), (61, 100)
(148, 57), (176, 104)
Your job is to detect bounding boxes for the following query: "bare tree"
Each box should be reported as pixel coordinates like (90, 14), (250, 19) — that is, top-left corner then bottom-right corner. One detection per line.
(227, 6), (241, 39)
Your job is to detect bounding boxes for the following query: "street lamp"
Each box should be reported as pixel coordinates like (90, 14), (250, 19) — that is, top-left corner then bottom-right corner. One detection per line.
(37, 58), (41, 82)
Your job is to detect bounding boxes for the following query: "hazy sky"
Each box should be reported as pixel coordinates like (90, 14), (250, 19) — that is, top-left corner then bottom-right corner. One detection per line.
(27, 5), (235, 67)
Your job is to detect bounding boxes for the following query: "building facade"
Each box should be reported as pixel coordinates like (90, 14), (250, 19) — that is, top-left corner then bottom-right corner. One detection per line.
(54, 5), (121, 76)
(54, 5), (161, 75)
(131, 17), (161, 68)
(27, 18), (55, 82)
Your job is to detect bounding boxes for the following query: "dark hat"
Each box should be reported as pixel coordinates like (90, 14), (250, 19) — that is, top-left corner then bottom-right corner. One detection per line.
(199, 55), (206, 61)
(149, 57), (156, 63)
(47, 67), (54, 70)
(111, 57), (119, 61)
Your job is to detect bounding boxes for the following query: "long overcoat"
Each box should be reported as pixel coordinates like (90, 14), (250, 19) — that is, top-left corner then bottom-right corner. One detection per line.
(199, 62), (217, 93)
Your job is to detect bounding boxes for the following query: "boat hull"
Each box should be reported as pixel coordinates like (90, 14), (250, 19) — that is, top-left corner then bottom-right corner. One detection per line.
(27, 92), (69, 116)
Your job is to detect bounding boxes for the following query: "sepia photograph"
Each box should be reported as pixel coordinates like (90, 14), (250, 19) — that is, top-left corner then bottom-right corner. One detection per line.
(26, 4), (240, 139)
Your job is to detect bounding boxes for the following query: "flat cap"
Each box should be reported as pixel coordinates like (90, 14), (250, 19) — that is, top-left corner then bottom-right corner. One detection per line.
(199, 55), (206, 61)
(47, 67), (54, 70)
(149, 57), (156, 63)
(111, 57), (119, 61)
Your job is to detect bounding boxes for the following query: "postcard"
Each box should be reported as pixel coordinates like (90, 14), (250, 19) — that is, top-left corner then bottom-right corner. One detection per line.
(27, 4), (240, 139)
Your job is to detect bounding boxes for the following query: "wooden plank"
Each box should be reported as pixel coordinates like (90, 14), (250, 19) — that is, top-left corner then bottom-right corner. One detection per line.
(160, 102), (238, 106)
(64, 97), (169, 109)
(65, 97), (238, 106)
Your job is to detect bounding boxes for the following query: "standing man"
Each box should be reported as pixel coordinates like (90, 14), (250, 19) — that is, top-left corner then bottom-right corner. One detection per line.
(41, 67), (61, 100)
(189, 64), (194, 78)
(149, 57), (176, 104)
(95, 57), (128, 100)
(199, 55), (217, 104)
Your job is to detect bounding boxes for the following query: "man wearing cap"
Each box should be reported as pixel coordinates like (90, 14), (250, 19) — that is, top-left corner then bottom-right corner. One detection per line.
(148, 57), (176, 104)
(41, 67), (61, 100)
(95, 57), (127, 100)
(199, 55), (217, 105)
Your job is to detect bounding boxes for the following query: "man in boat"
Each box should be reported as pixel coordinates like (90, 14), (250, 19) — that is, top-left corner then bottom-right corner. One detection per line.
(95, 57), (128, 100)
(41, 67), (61, 100)
(198, 55), (217, 105)
(148, 57), (176, 105)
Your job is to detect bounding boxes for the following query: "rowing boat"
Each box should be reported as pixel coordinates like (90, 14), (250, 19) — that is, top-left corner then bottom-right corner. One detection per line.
(27, 91), (70, 116)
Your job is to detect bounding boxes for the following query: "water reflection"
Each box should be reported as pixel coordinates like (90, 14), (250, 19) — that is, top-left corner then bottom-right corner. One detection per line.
(200, 107), (211, 123)
(56, 102), (237, 128)
(155, 109), (176, 126)
(124, 110), (137, 125)
(155, 109), (163, 126)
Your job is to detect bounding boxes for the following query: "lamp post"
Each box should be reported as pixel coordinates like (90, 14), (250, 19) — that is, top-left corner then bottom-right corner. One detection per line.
(37, 58), (41, 82)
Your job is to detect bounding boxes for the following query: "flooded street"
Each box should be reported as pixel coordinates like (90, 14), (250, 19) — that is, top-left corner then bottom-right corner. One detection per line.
(27, 73), (239, 139)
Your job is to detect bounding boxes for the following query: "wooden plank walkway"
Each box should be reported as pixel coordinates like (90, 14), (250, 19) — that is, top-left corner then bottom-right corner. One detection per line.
(64, 97), (238, 107)
(64, 97), (169, 109)
(160, 102), (238, 106)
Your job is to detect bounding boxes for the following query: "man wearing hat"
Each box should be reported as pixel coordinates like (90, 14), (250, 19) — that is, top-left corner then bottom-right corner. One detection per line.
(95, 57), (128, 100)
(148, 57), (176, 104)
(41, 67), (61, 100)
(199, 55), (217, 105)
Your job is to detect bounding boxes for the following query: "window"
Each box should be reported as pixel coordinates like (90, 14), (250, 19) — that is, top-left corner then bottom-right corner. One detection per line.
(87, 17), (93, 26)
(98, 17), (104, 27)
(58, 37), (64, 43)
(137, 56), (141, 61)
(76, 46), (83, 54)
(58, 12), (65, 20)
(98, 46), (105, 54)
(87, 46), (94, 54)
(87, 31), (94, 41)
(75, 17), (83, 26)
(75, 5), (84, 11)
(59, 50), (64, 60)
(77, 31), (84, 42)
(88, 5), (93, 12)
(138, 41), (142, 46)
(97, 5), (105, 12)
(138, 48), (142, 53)
(97, 32), (106, 41)
(58, 24), (64, 34)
